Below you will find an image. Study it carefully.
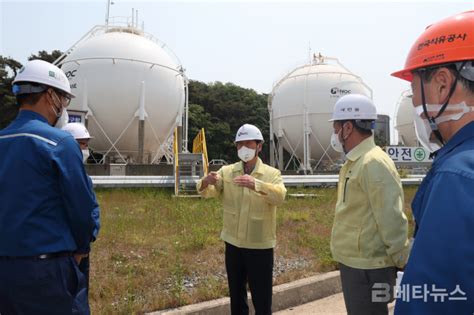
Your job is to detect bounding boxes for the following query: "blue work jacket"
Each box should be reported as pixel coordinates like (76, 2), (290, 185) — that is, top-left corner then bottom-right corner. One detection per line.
(0, 110), (99, 255)
(395, 121), (474, 314)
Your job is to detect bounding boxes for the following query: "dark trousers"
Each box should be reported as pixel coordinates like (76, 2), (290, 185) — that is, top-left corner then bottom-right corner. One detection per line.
(339, 263), (396, 315)
(225, 242), (273, 315)
(0, 256), (89, 315)
(75, 256), (91, 313)
(78, 256), (90, 292)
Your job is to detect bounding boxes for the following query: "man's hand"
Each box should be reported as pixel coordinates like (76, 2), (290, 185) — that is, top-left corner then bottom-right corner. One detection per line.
(204, 172), (220, 185)
(74, 253), (88, 264)
(200, 172), (220, 191)
(233, 174), (256, 191)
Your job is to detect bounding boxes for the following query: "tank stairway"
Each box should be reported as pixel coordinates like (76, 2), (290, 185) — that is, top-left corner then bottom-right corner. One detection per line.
(173, 128), (209, 196)
(53, 25), (104, 66)
(174, 153), (205, 196)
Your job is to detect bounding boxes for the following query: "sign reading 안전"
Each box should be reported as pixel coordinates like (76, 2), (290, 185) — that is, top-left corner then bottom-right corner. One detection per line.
(385, 146), (433, 163)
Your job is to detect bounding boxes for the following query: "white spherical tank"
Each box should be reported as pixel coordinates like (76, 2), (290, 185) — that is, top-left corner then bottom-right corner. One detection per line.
(395, 89), (418, 146)
(60, 27), (185, 163)
(270, 55), (372, 165)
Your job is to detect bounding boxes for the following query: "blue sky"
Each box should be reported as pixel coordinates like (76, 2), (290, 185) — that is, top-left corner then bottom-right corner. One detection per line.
(1, 0), (473, 120)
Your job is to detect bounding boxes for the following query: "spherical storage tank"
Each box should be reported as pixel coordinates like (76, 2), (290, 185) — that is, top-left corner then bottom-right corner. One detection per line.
(395, 89), (418, 146)
(59, 24), (185, 163)
(269, 55), (372, 167)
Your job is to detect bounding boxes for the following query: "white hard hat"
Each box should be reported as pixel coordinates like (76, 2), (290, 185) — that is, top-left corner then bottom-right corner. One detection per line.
(62, 122), (93, 140)
(329, 94), (377, 121)
(12, 59), (74, 98)
(235, 124), (264, 142)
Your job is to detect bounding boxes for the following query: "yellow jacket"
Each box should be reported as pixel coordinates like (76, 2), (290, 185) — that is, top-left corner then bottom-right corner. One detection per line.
(331, 136), (409, 269)
(197, 158), (287, 249)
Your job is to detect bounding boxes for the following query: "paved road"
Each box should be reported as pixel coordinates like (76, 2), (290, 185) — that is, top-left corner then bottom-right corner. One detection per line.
(275, 293), (396, 315)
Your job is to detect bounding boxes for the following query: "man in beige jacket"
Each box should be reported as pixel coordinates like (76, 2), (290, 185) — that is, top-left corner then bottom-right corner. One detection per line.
(197, 124), (286, 315)
(329, 94), (410, 315)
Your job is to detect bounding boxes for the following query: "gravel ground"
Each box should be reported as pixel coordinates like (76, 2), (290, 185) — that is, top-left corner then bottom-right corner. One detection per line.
(164, 256), (312, 292)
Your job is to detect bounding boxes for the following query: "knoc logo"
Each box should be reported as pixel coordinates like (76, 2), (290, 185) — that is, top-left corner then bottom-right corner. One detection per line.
(330, 87), (352, 96)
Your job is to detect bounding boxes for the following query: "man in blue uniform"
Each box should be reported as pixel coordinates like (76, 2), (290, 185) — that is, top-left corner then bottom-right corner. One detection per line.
(0, 60), (99, 314)
(391, 11), (474, 314)
(63, 122), (101, 299)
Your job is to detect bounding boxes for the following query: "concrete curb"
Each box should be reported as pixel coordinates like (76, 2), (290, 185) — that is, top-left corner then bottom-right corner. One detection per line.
(149, 271), (342, 315)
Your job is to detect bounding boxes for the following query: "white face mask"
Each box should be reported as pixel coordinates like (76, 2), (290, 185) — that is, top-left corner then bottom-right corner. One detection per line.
(50, 90), (68, 128)
(413, 102), (473, 152)
(238, 146), (256, 162)
(82, 149), (90, 163)
(330, 131), (344, 153)
(54, 109), (69, 129)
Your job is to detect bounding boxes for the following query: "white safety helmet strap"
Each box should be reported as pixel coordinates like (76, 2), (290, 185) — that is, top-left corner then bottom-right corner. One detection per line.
(353, 120), (376, 130)
(12, 83), (48, 96)
(456, 61), (474, 81)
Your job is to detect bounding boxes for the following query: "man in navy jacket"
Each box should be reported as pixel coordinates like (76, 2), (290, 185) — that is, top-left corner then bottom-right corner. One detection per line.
(0, 60), (99, 315)
(392, 11), (474, 314)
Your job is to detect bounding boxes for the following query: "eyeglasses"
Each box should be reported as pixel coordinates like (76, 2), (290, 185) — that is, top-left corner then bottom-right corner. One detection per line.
(51, 89), (71, 107)
(52, 89), (72, 107)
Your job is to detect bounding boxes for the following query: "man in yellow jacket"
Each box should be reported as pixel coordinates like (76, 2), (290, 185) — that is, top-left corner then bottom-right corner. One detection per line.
(197, 124), (287, 315)
(329, 94), (409, 315)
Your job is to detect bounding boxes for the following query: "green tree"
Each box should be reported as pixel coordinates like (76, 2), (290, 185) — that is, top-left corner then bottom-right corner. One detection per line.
(374, 132), (389, 148)
(28, 50), (63, 63)
(0, 56), (23, 129)
(0, 50), (64, 129)
(188, 80), (270, 163)
(188, 103), (234, 161)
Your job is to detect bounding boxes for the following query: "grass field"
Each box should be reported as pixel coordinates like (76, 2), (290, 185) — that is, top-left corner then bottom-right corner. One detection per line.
(89, 186), (418, 314)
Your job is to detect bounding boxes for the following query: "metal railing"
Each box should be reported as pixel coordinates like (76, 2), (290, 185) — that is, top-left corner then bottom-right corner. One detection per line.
(192, 128), (209, 176)
(173, 128), (179, 195)
(91, 174), (425, 188)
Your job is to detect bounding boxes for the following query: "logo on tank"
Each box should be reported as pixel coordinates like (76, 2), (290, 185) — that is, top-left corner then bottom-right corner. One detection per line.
(330, 87), (351, 97)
